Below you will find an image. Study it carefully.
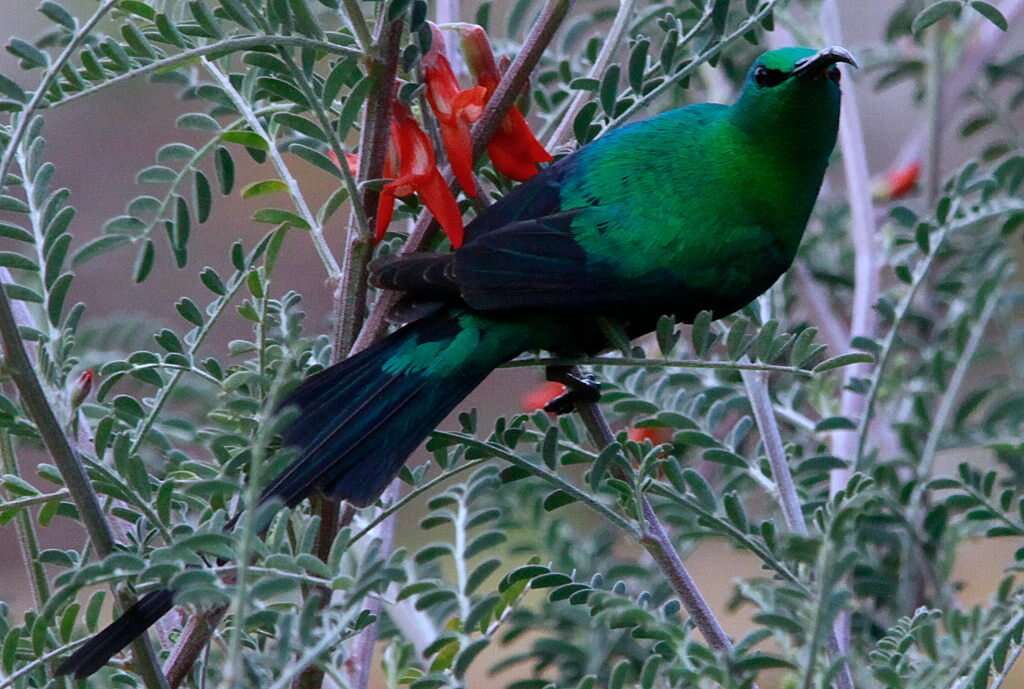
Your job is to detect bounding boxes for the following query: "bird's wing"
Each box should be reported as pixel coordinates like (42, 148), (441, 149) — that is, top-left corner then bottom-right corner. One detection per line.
(453, 208), (666, 311)
(463, 153), (573, 241)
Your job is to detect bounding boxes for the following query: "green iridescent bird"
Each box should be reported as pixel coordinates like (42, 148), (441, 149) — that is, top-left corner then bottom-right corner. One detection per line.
(57, 46), (853, 679)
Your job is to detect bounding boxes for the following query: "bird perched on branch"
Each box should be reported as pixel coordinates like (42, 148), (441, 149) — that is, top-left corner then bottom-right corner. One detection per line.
(58, 45), (854, 679)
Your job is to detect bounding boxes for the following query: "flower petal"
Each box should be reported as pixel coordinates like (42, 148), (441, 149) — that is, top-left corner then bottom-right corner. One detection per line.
(417, 168), (465, 248)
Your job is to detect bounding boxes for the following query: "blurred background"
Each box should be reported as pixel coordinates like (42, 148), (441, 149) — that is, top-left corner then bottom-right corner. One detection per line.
(0, 0), (1021, 683)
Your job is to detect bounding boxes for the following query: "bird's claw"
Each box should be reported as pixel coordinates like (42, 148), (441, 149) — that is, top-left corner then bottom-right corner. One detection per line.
(543, 366), (601, 415)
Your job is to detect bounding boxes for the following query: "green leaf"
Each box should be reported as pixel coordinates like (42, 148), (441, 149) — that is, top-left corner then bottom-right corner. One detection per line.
(0, 252), (38, 271)
(222, 131), (268, 150)
(176, 297), (204, 326)
(0, 222), (32, 243)
(337, 77), (370, 140)
(912, 1), (962, 35)
(215, 146), (235, 194)
(628, 38), (649, 93)
(4, 283), (43, 303)
(543, 490), (576, 511)
(242, 179), (288, 199)
(194, 170), (212, 223)
(73, 234), (132, 266)
(0, 74), (26, 103)
(971, 1), (1008, 30)
(599, 65), (620, 117)
(288, 0), (324, 39)
(7, 38), (48, 69)
(812, 352), (874, 374)
(133, 240), (155, 282)
(454, 639), (489, 678)
(252, 208), (310, 229)
(189, 1), (224, 38)
(47, 273), (73, 326)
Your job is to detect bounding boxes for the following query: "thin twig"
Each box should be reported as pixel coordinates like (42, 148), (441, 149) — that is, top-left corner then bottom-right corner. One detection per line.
(546, 0), (637, 147)
(340, 0), (375, 55)
(220, 375), (288, 688)
(820, 0), (879, 498)
(332, 16), (403, 359)
(43, 36), (362, 111)
(0, 434), (51, 612)
(201, 57), (342, 279)
(924, 27), (945, 205)
(501, 355), (814, 377)
(740, 371), (807, 536)
(345, 480), (402, 689)
(570, 393), (738, 655)
(853, 198), (1024, 462)
(605, 1), (776, 130)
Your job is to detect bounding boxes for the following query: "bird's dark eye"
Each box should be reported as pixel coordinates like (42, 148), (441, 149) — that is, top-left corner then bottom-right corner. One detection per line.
(754, 66), (786, 88)
(828, 65), (841, 84)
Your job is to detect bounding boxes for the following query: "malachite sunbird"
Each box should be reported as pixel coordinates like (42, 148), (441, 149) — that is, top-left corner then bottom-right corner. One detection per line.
(58, 46), (854, 678)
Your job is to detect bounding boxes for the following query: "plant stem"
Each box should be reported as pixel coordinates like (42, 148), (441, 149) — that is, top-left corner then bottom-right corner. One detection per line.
(201, 58), (342, 279)
(546, 0), (637, 147)
(345, 480), (402, 689)
(0, 434), (50, 610)
(340, 0), (375, 55)
(220, 376), (286, 689)
(820, 0), (878, 498)
(501, 355), (814, 377)
(740, 368), (855, 689)
(45, 36), (363, 111)
(163, 608), (227, 689)
(570, 388), (738, 655)
(853, 197), (1023, 462)
(332, 16), (403, 359)
(741, 371), (807, 535)
(0, 268), (169, 689)
(920, 280), (1005, 478)
(924, 26), (945, 205)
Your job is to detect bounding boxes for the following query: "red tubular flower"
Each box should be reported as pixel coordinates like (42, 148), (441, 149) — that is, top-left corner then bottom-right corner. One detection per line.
(628, 426), (673, 445)
(521, 381), (566, 412)
(377, 103), (465, 248)
(326, 149), (361, 177)
(422, 23), (487, 196)
(70, 369), (93, 410)
(886, 161), (921, 199)
(459, 24), (552, 182)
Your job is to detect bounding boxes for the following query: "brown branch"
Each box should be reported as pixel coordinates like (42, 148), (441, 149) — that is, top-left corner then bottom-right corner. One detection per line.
(568, 373), (742, 660)
(331, 16), (405, 359)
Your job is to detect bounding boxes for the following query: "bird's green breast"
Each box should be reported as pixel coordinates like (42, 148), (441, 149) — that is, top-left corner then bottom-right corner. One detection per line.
(559, 101), (832, 318)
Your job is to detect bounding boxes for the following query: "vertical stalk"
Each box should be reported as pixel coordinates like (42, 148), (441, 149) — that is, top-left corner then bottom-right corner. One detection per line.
(0, 434), (50, 609)
(924, 27), (945, 205)
(331, 17), (404, 359)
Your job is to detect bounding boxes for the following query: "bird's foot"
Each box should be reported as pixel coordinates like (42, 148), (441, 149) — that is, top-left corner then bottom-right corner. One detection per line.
(543, 366), (601, 415)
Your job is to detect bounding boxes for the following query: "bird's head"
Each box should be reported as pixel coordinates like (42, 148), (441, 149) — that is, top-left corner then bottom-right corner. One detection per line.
(731, 46), (856, 154)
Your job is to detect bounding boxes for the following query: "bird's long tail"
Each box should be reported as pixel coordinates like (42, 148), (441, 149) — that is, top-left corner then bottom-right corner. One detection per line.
(262, 307), (528, 507)
(56, 308), (526, 679)
(56, 589), (175, 678)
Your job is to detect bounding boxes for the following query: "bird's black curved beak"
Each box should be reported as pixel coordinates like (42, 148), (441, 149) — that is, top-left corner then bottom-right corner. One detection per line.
(792, 46), (858, 79)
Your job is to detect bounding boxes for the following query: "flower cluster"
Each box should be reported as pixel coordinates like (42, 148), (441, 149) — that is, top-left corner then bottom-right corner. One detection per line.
(332, 24), (551, 249)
